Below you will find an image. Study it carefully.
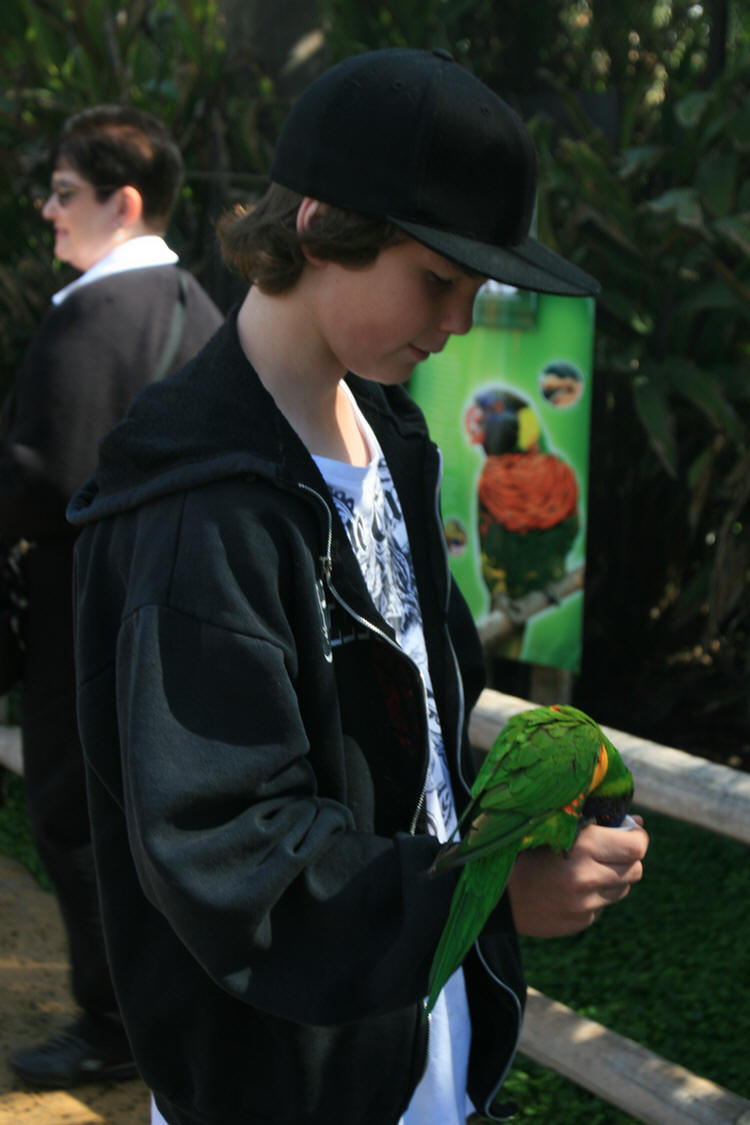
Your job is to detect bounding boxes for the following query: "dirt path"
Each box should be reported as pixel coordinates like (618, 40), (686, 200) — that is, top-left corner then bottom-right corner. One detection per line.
(0, 853), (150, 1124)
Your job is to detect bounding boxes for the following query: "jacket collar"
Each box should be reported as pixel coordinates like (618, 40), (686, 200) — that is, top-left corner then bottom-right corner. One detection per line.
(69, 306), (433, 528)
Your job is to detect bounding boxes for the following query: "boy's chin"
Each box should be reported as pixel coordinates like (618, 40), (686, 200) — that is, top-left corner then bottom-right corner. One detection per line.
(350, 360), (422, 386)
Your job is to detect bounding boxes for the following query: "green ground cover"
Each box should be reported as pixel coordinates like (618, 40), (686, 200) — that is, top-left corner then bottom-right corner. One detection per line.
(1, 780), (748, 1120)
(506, 808), (750, 1121)
(0, 769), (51, 889)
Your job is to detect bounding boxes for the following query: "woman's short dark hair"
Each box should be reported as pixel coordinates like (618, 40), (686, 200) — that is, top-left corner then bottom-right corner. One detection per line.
(217, 183), (409, 294)
(55, 105), (183, 229)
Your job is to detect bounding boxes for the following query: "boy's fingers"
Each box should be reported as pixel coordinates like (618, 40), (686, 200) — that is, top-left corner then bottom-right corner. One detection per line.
(574, 822), (649, 865)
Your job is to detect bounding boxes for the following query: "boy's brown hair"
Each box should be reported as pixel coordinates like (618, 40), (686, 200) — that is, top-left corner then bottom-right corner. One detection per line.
(217, 183), (408, 294)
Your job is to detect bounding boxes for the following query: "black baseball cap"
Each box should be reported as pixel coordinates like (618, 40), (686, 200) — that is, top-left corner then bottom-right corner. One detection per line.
(271, 47), (599, 298)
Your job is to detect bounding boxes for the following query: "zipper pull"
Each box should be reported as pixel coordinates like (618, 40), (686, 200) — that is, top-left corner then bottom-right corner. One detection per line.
(316, 564), (332, 663)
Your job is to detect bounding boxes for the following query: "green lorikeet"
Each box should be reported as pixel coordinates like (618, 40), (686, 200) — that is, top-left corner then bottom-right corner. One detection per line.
(426, 704), (634, 1014)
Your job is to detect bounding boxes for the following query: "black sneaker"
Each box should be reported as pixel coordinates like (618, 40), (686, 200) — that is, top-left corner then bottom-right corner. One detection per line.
(9, 1020), (138, 1088)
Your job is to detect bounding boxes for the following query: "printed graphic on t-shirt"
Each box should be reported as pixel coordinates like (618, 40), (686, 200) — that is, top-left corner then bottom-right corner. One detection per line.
(327, 454), (457, 841)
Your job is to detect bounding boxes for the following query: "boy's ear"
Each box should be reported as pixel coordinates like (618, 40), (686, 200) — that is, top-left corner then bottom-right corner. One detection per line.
(115, 184), (145, 230)
(296, 196), (327, 234)
(296, 197), (329, 264)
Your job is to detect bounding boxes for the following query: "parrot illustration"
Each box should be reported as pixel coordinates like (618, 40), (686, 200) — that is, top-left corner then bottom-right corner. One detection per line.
(540, 361), (584, 408)
(464, 387), (579, 606)
(425, 704), (634, 1015)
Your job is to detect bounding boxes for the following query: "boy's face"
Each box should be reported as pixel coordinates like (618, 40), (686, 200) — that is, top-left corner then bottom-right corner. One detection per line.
(308, 238), (486, 385)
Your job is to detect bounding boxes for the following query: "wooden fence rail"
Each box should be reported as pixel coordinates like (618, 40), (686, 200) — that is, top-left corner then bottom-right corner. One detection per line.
(3, 692), (750, 1124)
(520, 988), (750, 1125)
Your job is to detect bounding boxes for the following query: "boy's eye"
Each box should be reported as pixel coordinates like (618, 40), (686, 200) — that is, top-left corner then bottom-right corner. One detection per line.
(429, 272), (453, 288)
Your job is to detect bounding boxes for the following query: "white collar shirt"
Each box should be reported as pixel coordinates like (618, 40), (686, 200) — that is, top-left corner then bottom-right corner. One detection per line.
(51, 234), (178, 307)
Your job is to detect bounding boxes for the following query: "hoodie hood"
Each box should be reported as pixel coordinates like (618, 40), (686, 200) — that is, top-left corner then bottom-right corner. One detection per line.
(67, 307), (431, 530)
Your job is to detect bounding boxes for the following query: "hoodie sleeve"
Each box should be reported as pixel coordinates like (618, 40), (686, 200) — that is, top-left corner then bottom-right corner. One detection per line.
(79, 478), (461, 1026)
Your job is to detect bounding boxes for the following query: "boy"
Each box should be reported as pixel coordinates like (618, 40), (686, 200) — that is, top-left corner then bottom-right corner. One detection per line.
(68, 50), (647, 1124)
(4, 105), (221, 1087)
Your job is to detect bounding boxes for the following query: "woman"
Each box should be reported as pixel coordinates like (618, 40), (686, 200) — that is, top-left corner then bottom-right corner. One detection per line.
(2, 105), (222, 1089)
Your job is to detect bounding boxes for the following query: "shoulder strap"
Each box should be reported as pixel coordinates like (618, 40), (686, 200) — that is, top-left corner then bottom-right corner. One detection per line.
(150, 268), (189, 383)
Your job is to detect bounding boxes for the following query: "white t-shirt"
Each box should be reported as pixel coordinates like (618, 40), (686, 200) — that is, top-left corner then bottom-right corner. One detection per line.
(314, 385), (474, 1125)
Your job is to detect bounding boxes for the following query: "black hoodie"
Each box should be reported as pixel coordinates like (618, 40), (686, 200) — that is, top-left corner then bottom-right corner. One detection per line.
(68, 310), (525, 1125)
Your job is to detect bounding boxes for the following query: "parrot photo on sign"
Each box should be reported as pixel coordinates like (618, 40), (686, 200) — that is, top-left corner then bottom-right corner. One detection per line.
(464, 387), (580, 606)
(426, 704), (634, 1015)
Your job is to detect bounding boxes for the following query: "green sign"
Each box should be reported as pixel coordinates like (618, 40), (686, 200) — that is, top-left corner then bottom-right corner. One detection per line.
(409, 285), (595, 674)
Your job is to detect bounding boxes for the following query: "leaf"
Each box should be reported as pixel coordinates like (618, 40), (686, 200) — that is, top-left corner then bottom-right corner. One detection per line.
(732, 94), (750, 151)
(685, 446), (716, 534)
(674, 90), (712, 129)
(617, 144), (664, 180)
(678, 280), (743, 316)
(713, 216), (750, 259)
(667, 363), (745, 445)
(558, 137), (628, 211)
(643, 188), (704, 229)
(596, 288), (646, 328)
(570, 201), (642, 257)
(695, 152), (738, 217)
(632, 376), (678, 477)
(712, 363), (750, 404)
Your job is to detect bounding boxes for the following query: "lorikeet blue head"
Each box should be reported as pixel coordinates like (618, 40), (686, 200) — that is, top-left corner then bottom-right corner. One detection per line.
(580, 728), (634, 827)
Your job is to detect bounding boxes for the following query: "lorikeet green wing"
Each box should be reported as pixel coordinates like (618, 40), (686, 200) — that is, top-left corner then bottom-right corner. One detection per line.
(425, 704), (633, 1014)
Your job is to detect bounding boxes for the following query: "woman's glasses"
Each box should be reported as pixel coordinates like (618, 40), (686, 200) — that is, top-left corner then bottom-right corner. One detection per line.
(44, 182), (120, 208)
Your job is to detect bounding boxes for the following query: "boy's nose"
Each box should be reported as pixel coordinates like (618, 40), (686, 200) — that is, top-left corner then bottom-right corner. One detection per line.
(41, 195), (57, 220)
(440, 292), (477, 337)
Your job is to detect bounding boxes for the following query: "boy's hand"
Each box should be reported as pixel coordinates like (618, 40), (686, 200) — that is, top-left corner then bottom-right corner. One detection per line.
(506, 818), (649, 938)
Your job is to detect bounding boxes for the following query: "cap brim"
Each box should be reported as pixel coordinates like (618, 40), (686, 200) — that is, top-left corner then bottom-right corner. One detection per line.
(389, 218), (600, 297)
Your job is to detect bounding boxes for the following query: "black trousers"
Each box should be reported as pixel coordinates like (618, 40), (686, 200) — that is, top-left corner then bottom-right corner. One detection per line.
(20, 538), (119, 1021)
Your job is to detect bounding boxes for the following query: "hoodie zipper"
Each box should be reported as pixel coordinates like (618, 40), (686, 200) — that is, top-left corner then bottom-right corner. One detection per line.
(296, 477), (432, 1086)
(295, 480), (430, 834)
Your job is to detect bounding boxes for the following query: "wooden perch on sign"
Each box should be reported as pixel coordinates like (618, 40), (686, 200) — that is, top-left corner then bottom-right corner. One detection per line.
(476, 564), (584, 653)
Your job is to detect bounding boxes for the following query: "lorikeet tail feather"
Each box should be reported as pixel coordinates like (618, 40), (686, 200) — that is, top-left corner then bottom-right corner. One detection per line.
(425, 850), (516, 1015)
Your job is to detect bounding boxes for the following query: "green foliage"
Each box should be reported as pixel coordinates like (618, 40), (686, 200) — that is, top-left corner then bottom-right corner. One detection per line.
(507, 810), (750, 1118)
(504, 1057), (639, 1124)
(0, 0), (285, 394)
(0, 769), (51, 890)
(317, 0), (716, 105)
(528, 50), (750, 749)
